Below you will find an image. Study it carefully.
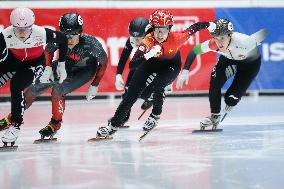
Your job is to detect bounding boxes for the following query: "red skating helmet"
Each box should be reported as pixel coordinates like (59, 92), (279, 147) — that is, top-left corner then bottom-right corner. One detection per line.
(149, 10), (174, 27)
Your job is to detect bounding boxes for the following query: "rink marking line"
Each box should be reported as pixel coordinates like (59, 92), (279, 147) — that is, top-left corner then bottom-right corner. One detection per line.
(1, 1), (284, 8)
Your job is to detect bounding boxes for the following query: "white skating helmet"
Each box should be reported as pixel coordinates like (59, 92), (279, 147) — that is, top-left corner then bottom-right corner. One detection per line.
(10, 8), (35, 28)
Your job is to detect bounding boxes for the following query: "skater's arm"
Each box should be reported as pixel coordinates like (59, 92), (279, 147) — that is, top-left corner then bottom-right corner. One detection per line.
(90, 42), (108, 87)
(250, 28), (268, 46)
(183, 39), (216, 70)
(45, 28), (68, 63)
(0, 33), (8, 62)
(117, 38), (133, 75)
(44, 43), (57, 66)
(240, 28), (269, 53)
(184, 22), (211, 36)
(131, 34), (162, 63)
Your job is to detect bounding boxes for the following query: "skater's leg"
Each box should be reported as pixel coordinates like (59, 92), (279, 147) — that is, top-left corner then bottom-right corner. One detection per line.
(224, 57), (261, 108)
(110, 62), (154, 127)
(143, 54), (181, 131)
(24, 82), (53, 109)
(201, 56), (234, 129)
(2, 66), (37, 144)
(10, 67), (35, 124)
(151, 54), (181, 116)
(140, 78), (155, 110)
(209, 56), (233, 114)
(39, 66), (96, 138)
(96, 61), (155, 138)
(0, 57), (19, 131)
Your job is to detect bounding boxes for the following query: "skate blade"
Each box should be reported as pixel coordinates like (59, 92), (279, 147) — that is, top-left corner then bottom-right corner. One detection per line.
(33, 138), (57, 144)
(118, 125), (130, 129)
(138, 109), (147, 120)
(192, 129), (223, 133)
(139, 128), (155, 142)
(88, 136), (113, 142)
(139, 131), (150, 142)
(0, 146), (18, 151)
(0, 126), (9, 132)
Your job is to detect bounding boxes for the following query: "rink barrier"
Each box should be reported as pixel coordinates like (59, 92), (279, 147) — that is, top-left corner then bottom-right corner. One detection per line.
(0, 3), (284, 96)
(1, 90), (284, 103)
(1, 1), (284, 8)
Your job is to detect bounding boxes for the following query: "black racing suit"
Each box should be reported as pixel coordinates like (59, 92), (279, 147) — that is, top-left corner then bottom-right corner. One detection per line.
(24, 34), (107, 124)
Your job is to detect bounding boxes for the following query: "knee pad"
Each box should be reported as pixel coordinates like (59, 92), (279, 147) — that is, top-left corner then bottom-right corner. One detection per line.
(225, 94), (240, 106)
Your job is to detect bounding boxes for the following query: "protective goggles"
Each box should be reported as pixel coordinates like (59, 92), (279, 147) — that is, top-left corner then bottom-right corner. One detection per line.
(154, 27), (169, 34)
(65, 33), (81, 39)
(13, 26), (32, 33)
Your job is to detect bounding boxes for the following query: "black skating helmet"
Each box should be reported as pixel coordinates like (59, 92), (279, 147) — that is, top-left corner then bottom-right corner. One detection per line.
(128, 17), (150, 37)
(59, 13), (83, 34)
(210, 18), (233, 37)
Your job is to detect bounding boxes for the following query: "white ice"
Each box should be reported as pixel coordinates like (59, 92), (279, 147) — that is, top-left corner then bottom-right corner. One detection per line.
(0, 96), (283, 189)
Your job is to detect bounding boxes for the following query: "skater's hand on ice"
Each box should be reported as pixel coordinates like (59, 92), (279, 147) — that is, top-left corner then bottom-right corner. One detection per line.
(144, 45), (162, 60)
(39, 66), (53, 83)
(86, 85), (98, 101)
(56, 61), (67, 83)
(115, 74), (125, 91)
(176, 69), (190, 89)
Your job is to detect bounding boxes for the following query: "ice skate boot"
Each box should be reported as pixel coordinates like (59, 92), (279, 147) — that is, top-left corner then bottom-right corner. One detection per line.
(0, 114), (12, 131)
(200, 113), (221, 130)
(142, 113), (160, 131)
(34, 119), (61, 144)
(88, 121), (118, 142)
(139, 113), (160, 141)
(0, 122), (20, 151)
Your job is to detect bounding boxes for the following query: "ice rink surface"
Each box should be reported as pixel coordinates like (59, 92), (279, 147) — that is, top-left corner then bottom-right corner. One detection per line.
(0, 96), (283, 189)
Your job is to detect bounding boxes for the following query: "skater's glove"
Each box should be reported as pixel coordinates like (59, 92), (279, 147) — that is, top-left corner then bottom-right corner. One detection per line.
(115, 74), (125, 91)
(86, 85), (98, 101)
(144, 45), (162, 60)
(164, 83), (173, 94)
(176, 69), (190, 89)
(207, 22), (217, 33)
(56, 61), (67, 84)
(39, 66), (54, 83)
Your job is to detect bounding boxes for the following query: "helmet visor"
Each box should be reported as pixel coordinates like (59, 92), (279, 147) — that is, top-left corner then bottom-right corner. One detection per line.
(66, 32), (81, 39)
(13, 26), (32, 33)
(153, 27), (170, 34)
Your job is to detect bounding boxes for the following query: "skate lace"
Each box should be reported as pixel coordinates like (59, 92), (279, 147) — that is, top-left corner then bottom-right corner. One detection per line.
(97, 126), (114, 137)
(211, 115), (221, 124)
(98, 127), (109, 135)
(145, 117), (157, 129)
(3, 126), (20, 138)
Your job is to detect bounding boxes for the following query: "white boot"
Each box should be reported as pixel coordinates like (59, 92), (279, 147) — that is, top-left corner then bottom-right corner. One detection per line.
(143, 113), (160, 131)
(96, 121), (118, 138)
(2, 125), (20, 143)
(200, 113), (221, 129)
